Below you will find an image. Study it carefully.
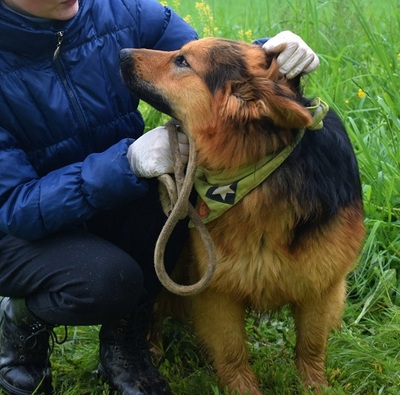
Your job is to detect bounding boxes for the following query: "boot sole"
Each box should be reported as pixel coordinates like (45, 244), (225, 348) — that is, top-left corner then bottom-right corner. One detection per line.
(0, 376), (54, 395)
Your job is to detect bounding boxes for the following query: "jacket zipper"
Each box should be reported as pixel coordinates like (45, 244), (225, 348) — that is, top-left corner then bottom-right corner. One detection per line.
(52, 30), (91, 150)
(53, 31), (64, 61)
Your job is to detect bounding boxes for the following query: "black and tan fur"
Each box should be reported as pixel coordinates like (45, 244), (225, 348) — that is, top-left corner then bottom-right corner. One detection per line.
(120, 38), (365, 394)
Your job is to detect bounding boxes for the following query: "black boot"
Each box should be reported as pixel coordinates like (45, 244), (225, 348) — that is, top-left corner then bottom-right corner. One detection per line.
(98, 304), (171, 395)
(0, 298), (53, 395)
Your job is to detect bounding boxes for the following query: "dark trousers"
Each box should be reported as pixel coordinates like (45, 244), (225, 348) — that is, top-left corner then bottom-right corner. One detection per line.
(0, 180), (189, 326)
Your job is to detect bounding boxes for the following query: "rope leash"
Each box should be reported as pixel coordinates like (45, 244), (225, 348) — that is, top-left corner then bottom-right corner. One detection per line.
(155, 119), (217, 296)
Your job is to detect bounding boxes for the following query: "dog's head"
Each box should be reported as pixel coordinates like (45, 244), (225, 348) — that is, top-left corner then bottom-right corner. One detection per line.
(120, 38), (313, 168)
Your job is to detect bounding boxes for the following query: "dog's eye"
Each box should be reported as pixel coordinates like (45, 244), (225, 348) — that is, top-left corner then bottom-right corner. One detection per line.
(175, 55), (190, 68)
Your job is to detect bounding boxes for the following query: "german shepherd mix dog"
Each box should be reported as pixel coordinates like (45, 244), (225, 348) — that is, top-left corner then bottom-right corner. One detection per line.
(120, 38), (365, 394)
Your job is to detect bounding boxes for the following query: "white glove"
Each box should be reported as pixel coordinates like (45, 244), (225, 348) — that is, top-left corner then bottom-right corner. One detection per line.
(262, 30), (320, 79)
(127, 126), (189, 178)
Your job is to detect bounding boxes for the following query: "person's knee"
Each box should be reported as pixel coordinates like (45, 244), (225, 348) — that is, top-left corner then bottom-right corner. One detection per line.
(86, 237), (147, 308)
(83, 253), (146, 321)
(30, 252), (146, 325)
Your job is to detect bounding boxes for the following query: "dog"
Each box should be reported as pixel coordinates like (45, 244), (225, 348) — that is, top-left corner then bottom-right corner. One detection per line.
(119, 38), (365, 394)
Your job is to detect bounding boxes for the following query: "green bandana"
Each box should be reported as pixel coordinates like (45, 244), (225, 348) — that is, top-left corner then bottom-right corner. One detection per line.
(191, 98), (329, 226)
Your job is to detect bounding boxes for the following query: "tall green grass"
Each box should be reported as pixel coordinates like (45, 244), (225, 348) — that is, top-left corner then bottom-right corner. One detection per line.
(2, 1), (398, 394)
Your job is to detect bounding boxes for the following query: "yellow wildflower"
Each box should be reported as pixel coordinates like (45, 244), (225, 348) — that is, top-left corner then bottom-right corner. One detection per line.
(171, 0), (181, 9)
(358, 88), (366, 99)
(184, 15), (193, 25)
(195, 0), (217, 37)
(160, 0), (180, 7)
(238, 29), (254, 42)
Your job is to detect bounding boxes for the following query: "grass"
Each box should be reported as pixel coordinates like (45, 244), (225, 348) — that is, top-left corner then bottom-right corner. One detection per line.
(2, 0), (399, 394)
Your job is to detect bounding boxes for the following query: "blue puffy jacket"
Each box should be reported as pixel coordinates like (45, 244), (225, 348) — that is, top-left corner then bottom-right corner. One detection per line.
(0, 0), (198, 240)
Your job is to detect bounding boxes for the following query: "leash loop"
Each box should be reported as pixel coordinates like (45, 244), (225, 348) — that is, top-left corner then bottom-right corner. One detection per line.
(155, 119), (217, 296)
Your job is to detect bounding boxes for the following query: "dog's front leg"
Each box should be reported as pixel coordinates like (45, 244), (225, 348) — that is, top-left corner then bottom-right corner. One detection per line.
(291, 278), (347, 391)
(191, 290), (262, 395)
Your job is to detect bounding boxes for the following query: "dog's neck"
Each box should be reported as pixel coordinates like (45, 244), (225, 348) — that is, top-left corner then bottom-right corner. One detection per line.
(190, 98), (329, 225)
(192, 128), (305, 225)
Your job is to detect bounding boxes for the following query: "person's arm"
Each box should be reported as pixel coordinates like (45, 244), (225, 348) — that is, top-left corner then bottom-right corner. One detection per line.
(0, 129), (148, 240)
(134, 0), (198, 50)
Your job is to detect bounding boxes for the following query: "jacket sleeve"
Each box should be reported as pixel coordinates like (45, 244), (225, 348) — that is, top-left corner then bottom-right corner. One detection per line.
(133, 0), (198, 50)
(0, 129), (148, 240)
(252, 38), (269, 46)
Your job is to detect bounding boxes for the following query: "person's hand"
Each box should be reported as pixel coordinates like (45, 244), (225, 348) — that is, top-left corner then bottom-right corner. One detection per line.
(262, 30), (320, 79)
(127, 126), (189, 178)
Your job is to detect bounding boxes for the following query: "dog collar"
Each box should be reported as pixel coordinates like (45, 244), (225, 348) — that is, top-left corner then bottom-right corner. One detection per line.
(191, 98), (329, 226)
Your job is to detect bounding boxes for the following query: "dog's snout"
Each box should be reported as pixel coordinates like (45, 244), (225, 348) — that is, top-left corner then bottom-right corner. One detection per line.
(119, 48), (133, 64)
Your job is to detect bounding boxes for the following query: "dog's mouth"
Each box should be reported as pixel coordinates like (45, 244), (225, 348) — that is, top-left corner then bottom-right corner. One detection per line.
(119, 49), (175, 118)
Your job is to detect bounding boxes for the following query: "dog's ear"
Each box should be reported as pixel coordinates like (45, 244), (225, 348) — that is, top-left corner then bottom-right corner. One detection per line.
(223, 62), (313, 129)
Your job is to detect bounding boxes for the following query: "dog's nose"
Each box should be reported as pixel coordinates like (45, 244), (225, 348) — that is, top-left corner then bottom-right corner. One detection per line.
(119, 48), (132, 64)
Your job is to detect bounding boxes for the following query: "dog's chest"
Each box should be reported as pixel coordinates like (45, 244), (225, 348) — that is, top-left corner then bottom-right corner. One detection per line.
(220, 236), (293, 308)
(190, 188), (317, 309)
(192, 223), (298, 309)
